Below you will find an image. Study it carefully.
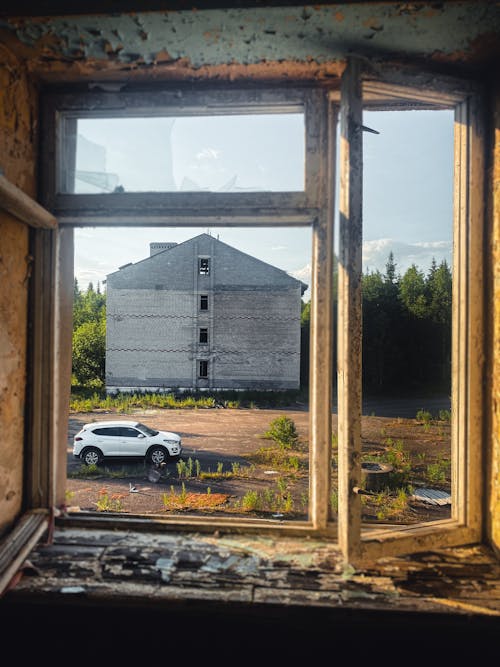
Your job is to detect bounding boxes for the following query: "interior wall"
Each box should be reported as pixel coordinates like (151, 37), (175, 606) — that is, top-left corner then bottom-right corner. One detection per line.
(0, 43), (37, 537)
(489, 81), (500, 555)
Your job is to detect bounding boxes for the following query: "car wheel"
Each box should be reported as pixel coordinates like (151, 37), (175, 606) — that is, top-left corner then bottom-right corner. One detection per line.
(81, 447), (103, 466)
(147, 446), (168, 465)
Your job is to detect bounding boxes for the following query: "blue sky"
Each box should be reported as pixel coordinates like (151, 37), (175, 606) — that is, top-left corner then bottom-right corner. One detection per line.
(74, 108), (454, 298)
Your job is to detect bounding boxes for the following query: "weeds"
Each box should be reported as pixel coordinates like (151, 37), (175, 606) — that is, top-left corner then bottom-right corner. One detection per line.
(95, 487), (125, 512)
(241, 490), (261, 511)
(371, 488), (410, 521)
(263, 415), (299, 450)
(68, 463), (101, 478)
(438, 409), (451, 423)
(70, 388), (307, 412)
(248, 446), (305, 472)
(237, 477), (297, 516)
(416, 409), (433, 424)
(425, 458), (450, 485)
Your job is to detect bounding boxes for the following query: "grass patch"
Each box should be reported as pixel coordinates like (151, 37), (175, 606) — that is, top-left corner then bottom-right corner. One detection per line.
(247, 446), (305, 473)
(70, 388), (308, 413)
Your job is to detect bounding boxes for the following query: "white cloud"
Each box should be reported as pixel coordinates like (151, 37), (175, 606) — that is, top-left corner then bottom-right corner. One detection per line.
(362, 238), (451, 275)
(291, 263), (312, 281)
(196, 147), (220, 160)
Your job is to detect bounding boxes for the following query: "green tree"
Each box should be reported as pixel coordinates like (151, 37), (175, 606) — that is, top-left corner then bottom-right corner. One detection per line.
(426, 258), (452, 386)
(72, 281), (106, 387)
(399, 264), (428, 319)
(427, 259), (452, 326)
(73, 281), (106, 329)
(72, 318), (106, 387)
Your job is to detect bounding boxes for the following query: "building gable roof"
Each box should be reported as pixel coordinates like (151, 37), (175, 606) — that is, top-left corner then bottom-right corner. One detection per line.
(106, 233), (308, 293)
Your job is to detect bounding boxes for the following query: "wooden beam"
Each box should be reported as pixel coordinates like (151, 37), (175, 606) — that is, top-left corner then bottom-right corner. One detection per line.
(0, 175), (57, 229)
(309, 92), (336, 530)
(337, 58), (363, 563)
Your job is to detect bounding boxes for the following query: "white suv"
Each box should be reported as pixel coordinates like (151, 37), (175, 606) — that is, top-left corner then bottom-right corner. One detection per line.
(73, 420), (182, 467)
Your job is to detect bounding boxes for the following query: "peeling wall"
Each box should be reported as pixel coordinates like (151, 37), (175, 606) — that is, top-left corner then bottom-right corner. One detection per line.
(0, 2), (499, 82)
(0, 44), (37, 537)
(490, 82), (500, 555)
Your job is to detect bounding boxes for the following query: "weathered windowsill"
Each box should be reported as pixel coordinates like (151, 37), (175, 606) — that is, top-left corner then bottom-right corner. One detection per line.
(3, 522), (500, 616)
(1, 522), (499, 657)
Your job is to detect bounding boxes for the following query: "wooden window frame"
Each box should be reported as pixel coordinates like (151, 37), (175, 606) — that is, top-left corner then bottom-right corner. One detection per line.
(336, 61), (485, 564)
(31, 67), (485, 564)
(0, 176), (59, 595)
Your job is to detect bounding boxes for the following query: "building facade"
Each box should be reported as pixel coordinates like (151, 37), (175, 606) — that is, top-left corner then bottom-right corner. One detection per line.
(105, 234), (306, 392)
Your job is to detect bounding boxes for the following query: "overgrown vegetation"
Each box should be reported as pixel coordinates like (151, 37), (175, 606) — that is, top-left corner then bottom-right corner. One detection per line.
(69, 387), (308, 412)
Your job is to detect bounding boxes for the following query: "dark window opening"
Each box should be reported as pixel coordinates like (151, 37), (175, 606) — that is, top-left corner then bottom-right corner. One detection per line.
(199, 360), (208, 377)
(199, 328), (208, 344)
(199, 258), (210, 275)
(200, 295), (208, 310)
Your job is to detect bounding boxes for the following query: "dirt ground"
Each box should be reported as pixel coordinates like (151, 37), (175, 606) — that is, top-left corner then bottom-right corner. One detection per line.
(65, 406), (451, 524)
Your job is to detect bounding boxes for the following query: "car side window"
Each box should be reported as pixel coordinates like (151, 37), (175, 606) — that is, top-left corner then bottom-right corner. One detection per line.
(119, 427), (141, 437)
(93, 427), (124, 436)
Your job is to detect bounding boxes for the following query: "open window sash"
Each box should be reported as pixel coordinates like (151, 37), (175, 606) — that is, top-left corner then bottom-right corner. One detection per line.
(336, 60), (485, 565)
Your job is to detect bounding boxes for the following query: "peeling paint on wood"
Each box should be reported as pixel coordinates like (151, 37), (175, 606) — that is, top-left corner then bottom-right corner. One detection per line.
(0, 3), (499, 81)
(4, 526), (500, 617)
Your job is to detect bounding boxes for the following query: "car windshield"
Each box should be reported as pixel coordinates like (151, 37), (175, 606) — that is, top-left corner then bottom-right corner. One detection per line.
(136, 423), (158, 436)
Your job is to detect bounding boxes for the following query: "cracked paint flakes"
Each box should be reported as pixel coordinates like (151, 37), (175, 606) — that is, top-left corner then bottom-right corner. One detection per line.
(1, 3), (499, 74)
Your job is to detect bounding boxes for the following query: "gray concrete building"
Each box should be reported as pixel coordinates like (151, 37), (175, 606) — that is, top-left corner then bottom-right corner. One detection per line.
(105, 233), (307, 392)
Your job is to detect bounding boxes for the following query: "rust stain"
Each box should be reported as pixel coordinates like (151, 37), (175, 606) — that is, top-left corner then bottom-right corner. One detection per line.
(429, 31), (500, 68)
(21, 51), (344, 86)
(335, 12), (345, 23)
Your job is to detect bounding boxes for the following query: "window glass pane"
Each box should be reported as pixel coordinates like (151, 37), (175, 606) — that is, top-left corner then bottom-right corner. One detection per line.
(64, 113), (305, 193)
(68, 226), (312, 523)
(359, 109), (454, 527)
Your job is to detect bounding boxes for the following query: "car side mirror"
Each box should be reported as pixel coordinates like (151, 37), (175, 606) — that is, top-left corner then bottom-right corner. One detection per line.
(137, 434), (145, 438)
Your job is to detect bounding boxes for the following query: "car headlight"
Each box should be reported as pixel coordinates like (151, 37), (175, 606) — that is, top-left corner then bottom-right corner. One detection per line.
(163, 439), (180, 446)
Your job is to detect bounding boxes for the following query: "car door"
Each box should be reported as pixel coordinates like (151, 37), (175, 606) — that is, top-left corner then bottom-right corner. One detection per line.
(93, 427), (123, 456)
(117, 426), (147, 457)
